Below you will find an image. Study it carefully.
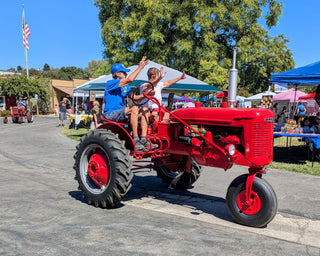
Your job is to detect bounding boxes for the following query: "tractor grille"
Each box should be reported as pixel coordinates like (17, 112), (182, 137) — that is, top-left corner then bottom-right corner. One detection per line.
(252, 122), (272, 157)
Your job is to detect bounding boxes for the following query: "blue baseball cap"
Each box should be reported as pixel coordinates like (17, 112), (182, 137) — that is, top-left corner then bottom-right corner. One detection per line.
(110, 63), (130, 74)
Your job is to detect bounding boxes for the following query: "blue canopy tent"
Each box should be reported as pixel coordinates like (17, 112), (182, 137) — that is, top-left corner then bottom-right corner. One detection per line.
(270, 61), (320, 85)
(270, 61), (320, 118)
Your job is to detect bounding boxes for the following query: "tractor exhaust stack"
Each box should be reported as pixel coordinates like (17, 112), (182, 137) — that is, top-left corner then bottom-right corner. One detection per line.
(228, 47), (241, 108)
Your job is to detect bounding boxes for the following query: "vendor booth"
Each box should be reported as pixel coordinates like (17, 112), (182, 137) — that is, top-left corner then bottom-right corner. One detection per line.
(244, 91), (276, 103)
(270, 61), (320, 118)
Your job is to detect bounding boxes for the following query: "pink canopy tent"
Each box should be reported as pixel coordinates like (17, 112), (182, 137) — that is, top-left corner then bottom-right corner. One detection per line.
(273, 88), (307, 103)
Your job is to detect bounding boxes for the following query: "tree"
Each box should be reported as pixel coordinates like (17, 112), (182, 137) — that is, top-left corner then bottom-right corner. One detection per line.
(17, 66), (23, 72)
(84, 60), (111, 78)
(0, 76), (48, 100)
(94, 0), (294, 93)
(40, 66), (90, 80)
(43, 63), (50, 71)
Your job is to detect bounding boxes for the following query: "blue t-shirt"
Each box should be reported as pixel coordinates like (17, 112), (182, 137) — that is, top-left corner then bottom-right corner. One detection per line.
(103, 79), (131, 114)
(17, 100), (26, 108)
(298, 104), (306, 115)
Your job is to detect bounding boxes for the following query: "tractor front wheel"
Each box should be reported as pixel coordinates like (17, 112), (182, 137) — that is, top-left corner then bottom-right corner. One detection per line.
(226, 174), (277, 227)
(74, 130), (133, 208)
(3, 116), (8, 124)
(27, 111), (33, 123)
(153, 156), (201, 189)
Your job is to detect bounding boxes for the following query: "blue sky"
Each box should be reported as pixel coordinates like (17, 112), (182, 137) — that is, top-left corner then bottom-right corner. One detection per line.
(0, 1), (319, 71)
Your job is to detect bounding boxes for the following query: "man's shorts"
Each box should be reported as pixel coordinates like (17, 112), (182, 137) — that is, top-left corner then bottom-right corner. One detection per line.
(59, 112), (67, 120)
(103, 108), (129, 123)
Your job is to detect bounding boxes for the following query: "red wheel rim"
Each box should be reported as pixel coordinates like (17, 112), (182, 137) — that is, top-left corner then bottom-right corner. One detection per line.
(236, 190), (261, 215)
(87, 150), (110, 188)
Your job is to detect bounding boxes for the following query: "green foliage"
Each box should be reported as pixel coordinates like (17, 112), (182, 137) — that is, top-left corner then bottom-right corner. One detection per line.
(0, 76), (49, 101)
(1, 110), (11, 117)
(24, 66), (90, 80)
(40, 66), (90, 80)
(43, 63), (50, 71)
(84, 60), (112, 78)
(94, 0), (294, 93)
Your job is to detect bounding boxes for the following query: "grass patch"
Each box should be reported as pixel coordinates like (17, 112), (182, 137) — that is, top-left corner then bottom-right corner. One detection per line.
(62, 127), (320, 176)
(269, 137), (320, 176)
(62, 127), (89, 141)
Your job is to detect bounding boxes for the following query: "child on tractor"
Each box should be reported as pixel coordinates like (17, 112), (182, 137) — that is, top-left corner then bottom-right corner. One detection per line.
(141, 67), (186, 121)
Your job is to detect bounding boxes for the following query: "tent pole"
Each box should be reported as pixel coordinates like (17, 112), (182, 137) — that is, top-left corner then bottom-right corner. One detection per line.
(292, 84), (298, 120)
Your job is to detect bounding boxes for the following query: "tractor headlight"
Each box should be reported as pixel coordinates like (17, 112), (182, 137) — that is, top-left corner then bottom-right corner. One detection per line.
(225, 144), (235, 156)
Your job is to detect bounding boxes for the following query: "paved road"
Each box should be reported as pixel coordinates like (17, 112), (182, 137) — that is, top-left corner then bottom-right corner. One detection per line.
(0, 116), (319, 256)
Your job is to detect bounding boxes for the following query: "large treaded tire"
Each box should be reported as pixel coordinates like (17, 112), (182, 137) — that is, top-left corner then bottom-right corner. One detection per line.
(27, 111), (33, 123)
(153, 157), (201, 189)
(74, 129), (133, 208)
(226, 174), (278, 227)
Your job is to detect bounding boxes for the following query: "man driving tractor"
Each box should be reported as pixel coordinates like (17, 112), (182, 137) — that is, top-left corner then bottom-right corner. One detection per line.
(103, 56), (153, 151)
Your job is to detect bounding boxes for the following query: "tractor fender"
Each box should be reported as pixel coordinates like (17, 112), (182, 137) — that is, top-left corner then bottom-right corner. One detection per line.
(97, 123), (134, 152)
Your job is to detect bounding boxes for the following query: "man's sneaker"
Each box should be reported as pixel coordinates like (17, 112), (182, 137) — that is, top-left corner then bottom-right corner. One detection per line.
(135, 141), (147, 152)
(140, 138), (158, 150)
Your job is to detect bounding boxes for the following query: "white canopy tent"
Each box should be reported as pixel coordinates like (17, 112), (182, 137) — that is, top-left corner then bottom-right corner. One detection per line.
(236, 96), (251, 108)
(244, 91), (276, 102)
(73, 61), (221, 93)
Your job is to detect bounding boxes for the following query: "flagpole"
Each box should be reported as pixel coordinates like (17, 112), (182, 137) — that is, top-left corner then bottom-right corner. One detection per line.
(22, 4), (29, 79)
(25, 42), (29, 79)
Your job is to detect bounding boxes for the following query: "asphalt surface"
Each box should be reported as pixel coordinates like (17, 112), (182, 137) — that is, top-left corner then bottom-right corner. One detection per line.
(0, 115), (319, 256)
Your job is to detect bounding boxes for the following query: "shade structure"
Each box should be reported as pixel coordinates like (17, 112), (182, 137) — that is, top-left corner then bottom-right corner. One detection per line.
(273, 88), (307, 103)
(74, 61), (222, 93)
(236, 96), (251, 108)
(244, 91), (276, 102)
(299, 92), (315, 100)
(270, 61), (320, 85)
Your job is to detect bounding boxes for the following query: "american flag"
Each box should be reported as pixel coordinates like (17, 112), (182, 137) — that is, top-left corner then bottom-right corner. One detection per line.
(22, 8), (31, 50)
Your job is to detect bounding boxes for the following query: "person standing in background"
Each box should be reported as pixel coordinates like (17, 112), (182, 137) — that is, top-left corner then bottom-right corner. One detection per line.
(58, 97), (70, 127)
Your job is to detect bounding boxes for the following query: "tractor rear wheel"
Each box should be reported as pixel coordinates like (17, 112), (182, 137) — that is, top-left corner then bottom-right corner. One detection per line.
(153, 156), (201, 189)
(27, 111), (33, 123)
(226, 174), (277, 227)
(74, 129), (133, 208)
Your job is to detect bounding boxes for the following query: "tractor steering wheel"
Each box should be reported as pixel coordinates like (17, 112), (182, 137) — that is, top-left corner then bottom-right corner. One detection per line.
(130, 81), (154, 107)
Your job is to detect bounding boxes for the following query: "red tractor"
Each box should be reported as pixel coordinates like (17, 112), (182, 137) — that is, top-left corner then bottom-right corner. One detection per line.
(3, 106), (33, 124)
(73, 88), (277, 228)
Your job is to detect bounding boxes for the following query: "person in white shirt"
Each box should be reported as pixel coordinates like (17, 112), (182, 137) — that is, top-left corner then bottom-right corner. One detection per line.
(141, 67), (186, 122)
